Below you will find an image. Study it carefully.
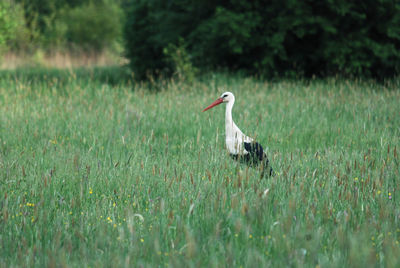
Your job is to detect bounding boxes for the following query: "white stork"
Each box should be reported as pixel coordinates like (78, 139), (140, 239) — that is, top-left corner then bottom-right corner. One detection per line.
(203, 92), (273, 177)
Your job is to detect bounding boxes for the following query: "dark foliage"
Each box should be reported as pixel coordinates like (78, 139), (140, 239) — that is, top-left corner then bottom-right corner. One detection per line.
(124, 0), (400, 79)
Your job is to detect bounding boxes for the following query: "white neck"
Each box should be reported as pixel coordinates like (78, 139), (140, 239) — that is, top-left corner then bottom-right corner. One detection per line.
(224, 97), (252, 154)
(225, 98), (234, 129)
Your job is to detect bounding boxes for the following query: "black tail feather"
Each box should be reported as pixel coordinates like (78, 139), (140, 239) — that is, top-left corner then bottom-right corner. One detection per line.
(260, 153), (274, 177)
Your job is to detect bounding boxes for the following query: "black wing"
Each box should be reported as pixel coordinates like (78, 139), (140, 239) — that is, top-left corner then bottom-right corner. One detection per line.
(244, 142), (264, 162)
(243, 142), (274, 177)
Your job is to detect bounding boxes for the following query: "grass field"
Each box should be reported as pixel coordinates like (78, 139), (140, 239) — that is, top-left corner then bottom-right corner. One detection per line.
(0, 68), (399, 267)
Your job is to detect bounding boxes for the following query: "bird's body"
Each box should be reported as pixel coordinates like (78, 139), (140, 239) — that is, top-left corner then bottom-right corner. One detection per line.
(203, 92), (273, 177)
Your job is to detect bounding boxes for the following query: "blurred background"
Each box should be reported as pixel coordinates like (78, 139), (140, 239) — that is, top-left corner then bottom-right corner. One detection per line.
(0, 0), (399, 79)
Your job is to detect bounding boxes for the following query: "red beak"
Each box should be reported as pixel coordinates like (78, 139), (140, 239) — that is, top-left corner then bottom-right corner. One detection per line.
(203, 98), (223, 112)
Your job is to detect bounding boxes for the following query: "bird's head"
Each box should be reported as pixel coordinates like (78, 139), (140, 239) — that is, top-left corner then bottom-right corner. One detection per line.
(203, 92), (234, 112)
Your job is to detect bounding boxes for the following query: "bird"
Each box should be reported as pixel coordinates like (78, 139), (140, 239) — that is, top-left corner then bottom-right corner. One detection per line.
(203, 92), (273, 177)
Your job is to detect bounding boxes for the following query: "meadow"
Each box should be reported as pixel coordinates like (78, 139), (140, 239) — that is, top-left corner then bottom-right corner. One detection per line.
(0, 68), (399, 267)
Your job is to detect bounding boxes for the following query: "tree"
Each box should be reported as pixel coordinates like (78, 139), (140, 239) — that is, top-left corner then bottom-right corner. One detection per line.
(124, 0), (400, 79)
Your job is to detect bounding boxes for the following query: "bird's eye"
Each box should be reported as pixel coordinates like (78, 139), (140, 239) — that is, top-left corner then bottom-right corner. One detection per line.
(222, 94), (228, 98)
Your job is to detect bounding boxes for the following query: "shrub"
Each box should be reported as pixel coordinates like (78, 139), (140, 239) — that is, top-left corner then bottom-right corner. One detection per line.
(0, 2), (27, 53)
(12, 0), (124, 52)
(163, 39), (198, 83)
(60, 1), (124, 52)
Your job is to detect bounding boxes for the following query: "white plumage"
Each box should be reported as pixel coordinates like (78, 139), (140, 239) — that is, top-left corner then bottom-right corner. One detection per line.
(222, 92), (253, 155)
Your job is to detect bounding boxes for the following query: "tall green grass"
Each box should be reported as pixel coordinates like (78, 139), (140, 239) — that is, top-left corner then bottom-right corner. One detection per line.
(0, 68), (399, 267)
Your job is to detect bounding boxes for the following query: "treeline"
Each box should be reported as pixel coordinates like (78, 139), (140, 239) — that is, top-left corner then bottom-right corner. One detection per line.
(0, 0), (124, 54)
(1, 0), (400, 79)
(125, 0), (400, 79)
